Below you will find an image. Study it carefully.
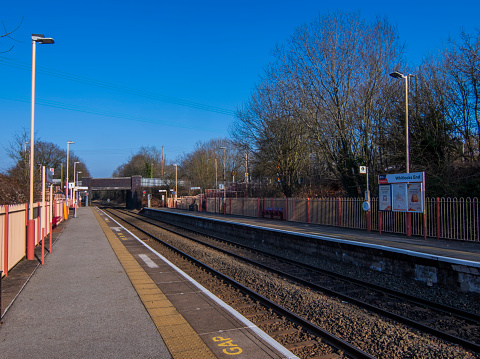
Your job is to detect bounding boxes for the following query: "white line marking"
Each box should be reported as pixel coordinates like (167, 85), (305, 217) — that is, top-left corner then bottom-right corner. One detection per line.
(98, 208), (298, 359)
(139, 254), (159, 268)
(111, 227), (123, 232)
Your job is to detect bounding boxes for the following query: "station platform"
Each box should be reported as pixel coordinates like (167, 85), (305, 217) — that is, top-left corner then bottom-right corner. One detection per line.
(151, 208), (480, 263)
(143, 208), (480, 294)
(0, 207), (297, 359)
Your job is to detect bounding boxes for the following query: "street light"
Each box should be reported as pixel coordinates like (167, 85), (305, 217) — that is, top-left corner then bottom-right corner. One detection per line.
(389, 71), (414, 173)
(174, 164), (178, 204)
(390, 71), (415, 237)
(66, 141), (74, 201)
(73, 161), (80, 203)
(219, 146), (226, 214)
(76, 170), (82, 202)
(27, 33), (54, 261)
(215, 158), (218, 191)
(76, 171), (82, 185)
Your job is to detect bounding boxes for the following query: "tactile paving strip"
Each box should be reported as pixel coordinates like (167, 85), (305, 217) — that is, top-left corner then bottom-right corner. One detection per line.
(92, 208), (215, 359)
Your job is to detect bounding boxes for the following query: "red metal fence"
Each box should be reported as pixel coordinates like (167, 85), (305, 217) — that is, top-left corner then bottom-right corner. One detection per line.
(193, 196), (480, 242)
(1, 200), (65, 278)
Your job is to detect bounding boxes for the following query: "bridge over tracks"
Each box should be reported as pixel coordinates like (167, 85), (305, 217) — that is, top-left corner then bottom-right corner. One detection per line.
(82, 176), (142, 209)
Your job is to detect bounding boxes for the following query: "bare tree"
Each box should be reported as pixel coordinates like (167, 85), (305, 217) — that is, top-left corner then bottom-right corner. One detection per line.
(180, 138), (244, 193)
(6, 130), (90, 200)
(234, 12), (404, 196)
(234, 71), (311, 197)
(443, 30), (480, 160)
(113, 146), (162, 177)
(1, 18), (22, 53)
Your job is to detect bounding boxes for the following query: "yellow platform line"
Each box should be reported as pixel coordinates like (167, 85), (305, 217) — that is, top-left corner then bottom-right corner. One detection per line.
(92, 208), (215, 359)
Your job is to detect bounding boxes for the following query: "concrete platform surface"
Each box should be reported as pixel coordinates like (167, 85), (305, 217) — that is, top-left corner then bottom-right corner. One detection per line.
(0, 207), (172, 359)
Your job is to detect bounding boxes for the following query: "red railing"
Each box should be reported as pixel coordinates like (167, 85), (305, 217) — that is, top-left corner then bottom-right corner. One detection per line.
(198, 196), (479, 242)
(1, 200), (66, 278)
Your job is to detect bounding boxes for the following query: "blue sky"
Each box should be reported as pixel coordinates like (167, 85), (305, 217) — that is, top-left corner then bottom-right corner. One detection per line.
(1, 0), (479, 178)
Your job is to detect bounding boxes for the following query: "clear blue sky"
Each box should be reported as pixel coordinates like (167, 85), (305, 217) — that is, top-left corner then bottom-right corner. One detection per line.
(1, 0), (478, 178)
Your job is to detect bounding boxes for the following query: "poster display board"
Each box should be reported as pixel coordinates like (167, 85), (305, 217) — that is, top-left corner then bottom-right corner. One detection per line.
(392, 183), (408, 212)
(378, 185), (392, 211)
(378, 172), (425, 213)
(407, 183), (424, 213)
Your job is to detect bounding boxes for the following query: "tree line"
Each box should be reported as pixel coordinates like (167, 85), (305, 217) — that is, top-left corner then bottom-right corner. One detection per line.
(9, 11), (477, 202)
(3, 130), (90, 204)
(232, 12), (480, 198)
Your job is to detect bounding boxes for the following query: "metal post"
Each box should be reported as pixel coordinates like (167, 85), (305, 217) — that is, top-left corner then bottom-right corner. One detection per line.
(50, 181), (53, 253)
(436, 197), (441, 239)
(337, 197), (342, 227)
(307, 198), (310, 224)
(26, 38), (37, 260)
(3, 206), (8, 276)
(42, 166), (45, 265)
(0, 270), (3, 322)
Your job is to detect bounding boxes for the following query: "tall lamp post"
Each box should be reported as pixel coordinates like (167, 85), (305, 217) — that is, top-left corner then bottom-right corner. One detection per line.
(66, 141), (74, 201)
(76, 171), (82, 205)
(389, 71), (414, 173)
(73, 161), (80, 203)
(27, 34), (55, 261)
(219, 146), (226, 214)
(174, 164), (178, 207)
(390, 71), (415, 236)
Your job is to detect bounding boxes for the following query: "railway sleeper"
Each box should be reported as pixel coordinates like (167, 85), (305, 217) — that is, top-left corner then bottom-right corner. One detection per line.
(284, 340), (318, 350)
(269, 328), (299, 336)
(256, 318), (284, 326)
(243, 310), (270, 318)
(418, 315), (454, 325)
(311, 354), (342, 359)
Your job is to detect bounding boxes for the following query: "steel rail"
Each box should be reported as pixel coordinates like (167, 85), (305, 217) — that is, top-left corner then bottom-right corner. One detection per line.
(105, 208), (376, 359)
(117, 208), (480, 353)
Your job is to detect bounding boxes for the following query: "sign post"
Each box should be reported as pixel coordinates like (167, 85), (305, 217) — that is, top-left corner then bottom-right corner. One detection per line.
(360, 166), (371, 231)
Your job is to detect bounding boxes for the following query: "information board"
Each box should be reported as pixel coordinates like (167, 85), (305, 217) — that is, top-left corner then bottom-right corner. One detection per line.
(378, 172), (425, 214)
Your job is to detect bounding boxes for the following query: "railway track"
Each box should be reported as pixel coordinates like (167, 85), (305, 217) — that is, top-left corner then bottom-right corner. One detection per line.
(103, 207), (480, 358)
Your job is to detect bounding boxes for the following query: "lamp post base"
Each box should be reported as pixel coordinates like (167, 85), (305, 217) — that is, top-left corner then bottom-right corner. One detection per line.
(26, 219), (35, 260)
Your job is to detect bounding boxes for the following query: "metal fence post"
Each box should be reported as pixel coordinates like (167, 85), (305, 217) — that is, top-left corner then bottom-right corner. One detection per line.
(337, 197), (342, 227)
(436, 197), (441, 239)
(3, 206), (8, 276)
(379, 211), (383, 234)
(286, 198), (289, 221)
(307, 198), (310, 224)
(0, 270), (3, 322)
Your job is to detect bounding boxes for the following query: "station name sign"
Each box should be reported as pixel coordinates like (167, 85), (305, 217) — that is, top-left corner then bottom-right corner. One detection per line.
(378, 172), (423, 184)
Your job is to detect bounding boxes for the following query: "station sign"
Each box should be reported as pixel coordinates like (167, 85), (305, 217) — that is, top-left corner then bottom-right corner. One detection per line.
(46, 168), (54, 183)
(378, 172), (425, 213)
(378, 172), (423, 184)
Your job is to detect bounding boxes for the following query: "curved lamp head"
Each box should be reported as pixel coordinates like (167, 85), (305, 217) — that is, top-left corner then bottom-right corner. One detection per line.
(32, 34), (55, 44)
(389, 71), (405, 79)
